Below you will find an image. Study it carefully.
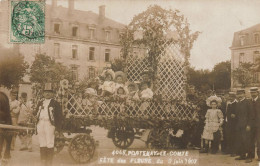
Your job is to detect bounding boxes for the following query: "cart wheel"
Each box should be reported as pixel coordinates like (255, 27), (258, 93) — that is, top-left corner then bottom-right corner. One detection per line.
(146, 129), (168, 149)
(112, 126), (134, 149)
(68, 134), (96, 163)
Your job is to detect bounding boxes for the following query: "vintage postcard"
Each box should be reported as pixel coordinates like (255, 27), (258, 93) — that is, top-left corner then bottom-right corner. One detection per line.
(0, 0), (260, 165)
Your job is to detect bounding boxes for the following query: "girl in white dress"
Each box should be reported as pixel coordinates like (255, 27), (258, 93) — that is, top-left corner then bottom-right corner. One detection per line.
(200, 96), (223, 154)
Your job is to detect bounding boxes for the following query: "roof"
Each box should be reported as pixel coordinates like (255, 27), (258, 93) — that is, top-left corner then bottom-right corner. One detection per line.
(46, 5), (125, 30)
(231, 23), (260, 48)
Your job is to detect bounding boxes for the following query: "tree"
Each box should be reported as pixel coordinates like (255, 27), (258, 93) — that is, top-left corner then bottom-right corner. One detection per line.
(120, 5), (200, 89)
(187, 67), (213, 92)
(111, 58), (126, 72)
(0, 45), (28, 89)
(30, 54), (72, 87)
(211, 61), (231, 90)
(232, 62), (253, 88)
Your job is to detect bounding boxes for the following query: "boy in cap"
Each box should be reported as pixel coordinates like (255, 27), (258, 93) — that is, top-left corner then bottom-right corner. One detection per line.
(250, 87), (260, 161)
(235, 89), (254, 163)
(225, 92), (237, 156)
(35, 83), (63, 166)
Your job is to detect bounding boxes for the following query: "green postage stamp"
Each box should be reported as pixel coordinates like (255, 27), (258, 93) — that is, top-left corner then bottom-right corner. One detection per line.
(10, 0), (45, 43)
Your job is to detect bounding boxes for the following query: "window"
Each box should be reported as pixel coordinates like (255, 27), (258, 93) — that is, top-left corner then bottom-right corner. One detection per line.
(71, 66), (78, 81)
(105, 49), (110, 62)
(105, 31), (111, 41)
(239, 53), (244, 64)
(72, 26), (78, 36)
(240, 36), (245, 46)
(89, 47), (95, 61)
(253, 51), (260, 63)
(54, 24), (60, 34)
(54, 43), (60, 58)
(255, 34), (259, 44)
(253, 72), (259, 83)
(89, 67), (95, 79)
(89, 29), (95, 39)
(72, 45), (78, 59)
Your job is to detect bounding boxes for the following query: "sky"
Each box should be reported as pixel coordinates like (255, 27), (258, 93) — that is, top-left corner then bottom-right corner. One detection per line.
(48, 0), (260, 70)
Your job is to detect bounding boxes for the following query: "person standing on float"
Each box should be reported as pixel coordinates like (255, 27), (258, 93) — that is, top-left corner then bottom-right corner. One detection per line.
(35, 83), (63, 166)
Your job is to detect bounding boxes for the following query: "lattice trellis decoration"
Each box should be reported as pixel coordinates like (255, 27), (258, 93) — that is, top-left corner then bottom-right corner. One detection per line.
(64, 93), (196, 120)
(126, 42), (187, 101)
(126, 55), (150, 82)
(155, 43), (186, 101)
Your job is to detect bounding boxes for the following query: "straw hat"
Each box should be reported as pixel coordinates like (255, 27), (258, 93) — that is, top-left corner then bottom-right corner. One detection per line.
(101, 69), (115, 80)
(85, 88), (97, 96)
(115, 71), (127, 82)
(206, 95), (222, 107)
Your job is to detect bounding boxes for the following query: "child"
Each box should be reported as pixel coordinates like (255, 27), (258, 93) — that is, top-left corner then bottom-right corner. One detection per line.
(99, 69), (115, 98)
(115, 86), (128, 102)
(126, 82), (138, 101)
(114, 71), (128, 94)
(141, 69), (153, 90)
(200, 96), (223, 154)
(82, 88), (98, 116)
(133, 81), (153, 101)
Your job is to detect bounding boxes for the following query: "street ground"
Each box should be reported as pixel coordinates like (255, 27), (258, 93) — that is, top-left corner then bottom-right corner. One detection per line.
(6, 126), (260, 166)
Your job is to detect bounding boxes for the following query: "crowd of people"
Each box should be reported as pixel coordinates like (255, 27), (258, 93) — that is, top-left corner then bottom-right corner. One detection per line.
(74, 68), (155, 115)
(0, 68), (155, 166)
(1, 67), (260, 165)
(198, 87), (260, 163)
(0, 90), (34, 165)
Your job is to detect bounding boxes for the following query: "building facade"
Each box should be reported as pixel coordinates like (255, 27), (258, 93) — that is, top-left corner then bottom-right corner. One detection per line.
(0, 0), (140, 99)
(0, 0), (130, 81)
(230, 23), (260, 90)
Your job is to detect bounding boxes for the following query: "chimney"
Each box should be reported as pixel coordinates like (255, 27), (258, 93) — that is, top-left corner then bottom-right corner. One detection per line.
(68, 0), (74, 14)
(52, 0), (57, 8)
(99, 5), (105, 21)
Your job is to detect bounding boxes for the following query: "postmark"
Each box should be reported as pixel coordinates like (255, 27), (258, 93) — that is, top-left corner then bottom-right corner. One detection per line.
(10, 0), (45, 43)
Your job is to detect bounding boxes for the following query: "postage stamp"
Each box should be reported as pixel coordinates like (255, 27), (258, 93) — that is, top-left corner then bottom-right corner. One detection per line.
(10, 0), (45, 43)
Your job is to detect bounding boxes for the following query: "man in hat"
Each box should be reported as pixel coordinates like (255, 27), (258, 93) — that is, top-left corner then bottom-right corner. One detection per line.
(235, 89), (254, 163)
(250, 87), (260, 161)
(225, 92), (237, 156)
(17, 92), (33, 152)
(9, 89), (20, 150)
(35, 83), (63, 166)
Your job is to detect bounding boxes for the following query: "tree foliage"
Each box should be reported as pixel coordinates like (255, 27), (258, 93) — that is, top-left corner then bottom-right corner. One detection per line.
(187, 67), (213, 92)
(187, 61), (231, 92)
(0, 46), (28, 89)
(111, 58), (126, 72)
(211, 61), (231, 90)
(30, 54), (72, 87)
(232, 62), (253, 88)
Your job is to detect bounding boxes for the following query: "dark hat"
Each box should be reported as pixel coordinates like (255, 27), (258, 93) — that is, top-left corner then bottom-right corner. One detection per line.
(21, 92), (27, 98)
(249, 87), (258, 93)
(44, 83), (54, 92)
(237, 89), (245, 94)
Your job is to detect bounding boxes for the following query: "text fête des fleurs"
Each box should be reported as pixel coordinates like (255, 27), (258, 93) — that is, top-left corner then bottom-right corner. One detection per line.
(99, 150), (198, 165)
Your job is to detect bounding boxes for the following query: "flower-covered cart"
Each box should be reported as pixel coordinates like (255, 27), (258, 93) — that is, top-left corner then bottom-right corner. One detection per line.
(55, 42), (199, 163)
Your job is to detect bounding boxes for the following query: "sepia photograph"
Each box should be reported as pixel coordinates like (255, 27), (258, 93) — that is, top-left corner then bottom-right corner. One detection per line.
(0, 0), (260, 165)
